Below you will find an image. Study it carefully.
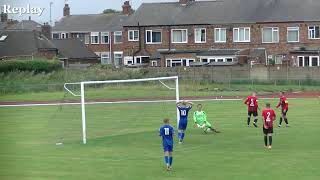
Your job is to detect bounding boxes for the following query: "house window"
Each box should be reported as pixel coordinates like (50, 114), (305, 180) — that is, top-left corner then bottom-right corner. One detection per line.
(151, 61), (158, 67)
(233, 27), (250, 42)
(114, 31), (122, 44)
(101, 32), (109, 44)
(90, 32), (99, 44)
(146, 30), (162, 44)
(166, 59), (194, 67)
(61, 33), (68, 39)
(114, 52), (123, 66)
(287, 27), (299, 42)
(172, 29), (188, 43)
(215, 28), (226, 43)
(201, 58), (208, 63)
(262, 27), (279, 43)
(194, 28), (206, 43)
(310, 56), (319, 67)
(84, 34), (90, 44)
(52, 33), (60, 39)
(298, 56), (304, 67)
(101, 52), (110, 65)
(308, 26), (320, 39)
(226, 58), (233, 62)
(275, 55), (283, 64)
(134, 56), (149, 64)
(128, 30), (139, 41)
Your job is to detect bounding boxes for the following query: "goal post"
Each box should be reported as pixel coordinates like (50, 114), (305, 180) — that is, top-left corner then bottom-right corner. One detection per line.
(64, 76), (180, 144)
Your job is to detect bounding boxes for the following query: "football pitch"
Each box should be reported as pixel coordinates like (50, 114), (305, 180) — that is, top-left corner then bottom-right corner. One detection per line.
(0, 98), (319, 180)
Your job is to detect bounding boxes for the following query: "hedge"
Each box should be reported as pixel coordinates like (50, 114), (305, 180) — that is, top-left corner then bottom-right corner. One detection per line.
(0, 60), (62, 73)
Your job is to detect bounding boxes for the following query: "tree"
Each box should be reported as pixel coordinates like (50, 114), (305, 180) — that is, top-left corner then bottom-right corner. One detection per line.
(102, 9), (121, 14)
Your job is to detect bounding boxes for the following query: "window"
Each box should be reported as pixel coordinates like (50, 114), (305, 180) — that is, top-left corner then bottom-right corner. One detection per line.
(114, 52), (123, 66)
(114, 31), (122, 44)
(128, 30), (139, 41)
(226, 58), (233, 62)
(172, 29), (188, 43)
(194, 28), (206, 43)
(101, 52), (110, 65)
(287, 27), (299, 42)
(201, 58), (208, 63)
(298, 56), (304, 67)
(233, 27), (250, 42)
(52, 33), (60, 39)
(84, 34), (90, 44)
(262, 27), (279, 43)
(101, 32), (109, 44)
(90, 32), (99, 44)
(275, 55), (283, 64)
(151, 61), (158, 67)
(135, 56), (149, 64)
(61, 33), (68, 39)
(166, 59), (194, 67)
(308, 26), (320, 39)
(311, 56), (319, 67)
(146, 30), (162, 44)
(215, 28), (226, 43)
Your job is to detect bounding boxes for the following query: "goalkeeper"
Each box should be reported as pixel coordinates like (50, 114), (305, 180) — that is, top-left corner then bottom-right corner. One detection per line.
(193, 104), (220, 133)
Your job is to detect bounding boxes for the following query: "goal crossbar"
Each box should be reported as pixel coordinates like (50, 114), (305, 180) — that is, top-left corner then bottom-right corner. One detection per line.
(64, 76), (180, 144)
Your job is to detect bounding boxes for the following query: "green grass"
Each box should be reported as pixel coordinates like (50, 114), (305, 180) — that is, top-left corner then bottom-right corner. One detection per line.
(1, 98), (320, 180)
(1, 82), (320, 102)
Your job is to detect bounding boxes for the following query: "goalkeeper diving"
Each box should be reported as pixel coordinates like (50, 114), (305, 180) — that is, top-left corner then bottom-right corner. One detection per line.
(193, 104), (221, 133)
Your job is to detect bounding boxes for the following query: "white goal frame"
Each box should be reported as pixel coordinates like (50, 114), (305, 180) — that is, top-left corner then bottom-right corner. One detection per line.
(64, 76), (180, 144)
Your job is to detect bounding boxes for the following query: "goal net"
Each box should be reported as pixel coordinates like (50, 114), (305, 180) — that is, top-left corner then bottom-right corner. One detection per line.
(62, 76), (180, 144)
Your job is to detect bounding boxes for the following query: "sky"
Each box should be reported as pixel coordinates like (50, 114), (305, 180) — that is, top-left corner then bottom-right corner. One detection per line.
(0, 0), (177, 24)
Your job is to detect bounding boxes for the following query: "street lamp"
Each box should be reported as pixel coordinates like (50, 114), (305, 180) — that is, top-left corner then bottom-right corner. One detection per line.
(50, 2), (53, 26)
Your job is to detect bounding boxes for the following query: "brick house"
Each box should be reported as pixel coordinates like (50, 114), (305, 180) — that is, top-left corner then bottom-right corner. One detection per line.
(52, 1), (133, 67)
(123, 0), (320, 68)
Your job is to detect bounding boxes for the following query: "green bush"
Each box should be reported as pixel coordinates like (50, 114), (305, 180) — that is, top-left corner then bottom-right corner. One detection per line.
(0, 59), (62, 73)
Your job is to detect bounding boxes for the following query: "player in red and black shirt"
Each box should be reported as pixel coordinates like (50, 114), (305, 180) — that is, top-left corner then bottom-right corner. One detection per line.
(262, 103), (276, 149)
(244, 91), (259, 127)
(276, 91), (289, 127)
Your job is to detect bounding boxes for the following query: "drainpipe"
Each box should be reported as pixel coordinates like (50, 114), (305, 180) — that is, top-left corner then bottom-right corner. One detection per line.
(109, 31), (113, 65)
(132, 22), (142, 64)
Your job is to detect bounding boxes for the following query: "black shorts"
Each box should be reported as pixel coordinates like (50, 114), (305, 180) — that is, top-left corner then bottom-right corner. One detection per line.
(263, 127), (273, 135)
(248, 111), (258, 117)
(282, 109), (288, 116)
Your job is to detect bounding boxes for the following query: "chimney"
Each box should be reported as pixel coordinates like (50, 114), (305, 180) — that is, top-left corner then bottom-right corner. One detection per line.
(122, 1), (133, 16)
(41, 23), (52, 40)
(63, 4), (70, 17)
(1, 12), (8, 22)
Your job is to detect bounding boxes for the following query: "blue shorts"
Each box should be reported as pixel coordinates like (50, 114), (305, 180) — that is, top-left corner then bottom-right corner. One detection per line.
(178, 119), (188, 130)
(163, 143), (173, 152)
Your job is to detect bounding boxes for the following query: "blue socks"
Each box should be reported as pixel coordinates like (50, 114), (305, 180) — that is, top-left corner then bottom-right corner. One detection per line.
(164, 156), (169, 165)
(169, 157), (173, 166)
(178, 132), (185, 142)
(164, 156), (173, 166)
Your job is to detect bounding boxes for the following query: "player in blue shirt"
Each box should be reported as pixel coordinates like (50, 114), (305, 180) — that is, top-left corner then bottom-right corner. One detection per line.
(159, 118), (175, 171)
(176, 100), (193, 143)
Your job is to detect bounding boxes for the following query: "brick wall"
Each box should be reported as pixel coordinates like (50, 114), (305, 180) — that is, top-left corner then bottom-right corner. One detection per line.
(124, 22), (320, 66)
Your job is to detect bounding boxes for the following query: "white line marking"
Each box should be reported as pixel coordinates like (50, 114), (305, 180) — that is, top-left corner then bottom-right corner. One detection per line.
(0, 97), (295, 108)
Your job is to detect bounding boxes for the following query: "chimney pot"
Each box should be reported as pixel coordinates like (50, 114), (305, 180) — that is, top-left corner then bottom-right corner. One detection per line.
(41, 23), (52, 40)
(63, 4), (70, 17)
(122, 1), (133, 16)
(1, 12), (8, 22)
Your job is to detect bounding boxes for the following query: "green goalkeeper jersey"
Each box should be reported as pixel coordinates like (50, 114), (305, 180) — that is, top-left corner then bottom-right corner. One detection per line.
(193, 111), (207, 125)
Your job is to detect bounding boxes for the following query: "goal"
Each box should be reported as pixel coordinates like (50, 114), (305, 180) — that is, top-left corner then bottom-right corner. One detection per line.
(64, 76), (180, 144)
